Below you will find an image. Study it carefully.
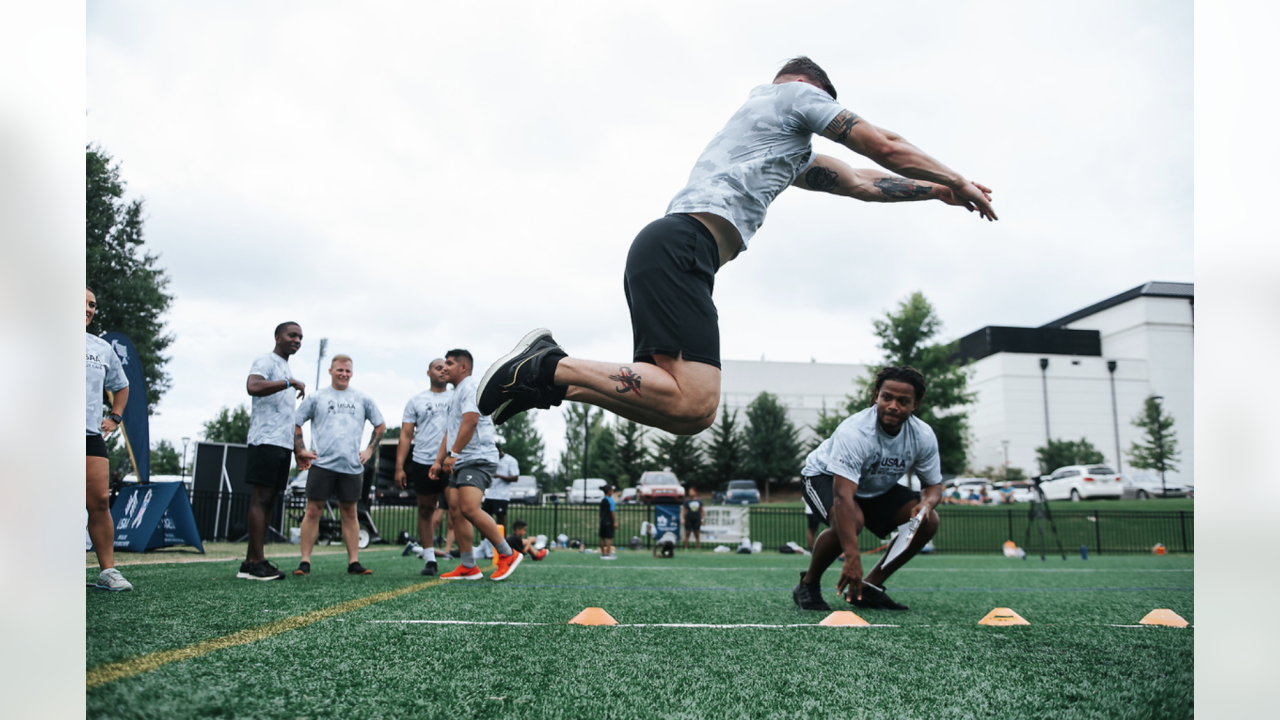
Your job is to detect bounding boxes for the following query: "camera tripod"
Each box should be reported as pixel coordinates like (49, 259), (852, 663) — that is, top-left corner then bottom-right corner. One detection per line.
(1023, 480), (1066, 561)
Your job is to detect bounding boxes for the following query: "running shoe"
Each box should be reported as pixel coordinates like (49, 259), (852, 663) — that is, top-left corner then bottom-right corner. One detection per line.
(402, 541), (422, 557)
(422, 560), (438, 576)
(440, 564), (483, 581)
(847, 582), (909, 610)
(293, 561), (311, 576)
(476, 328), (567, 424)
(489, 550), (523, 581)
(347, 562), (373, 575)
(532, 549), (548, 561)
(792, 572), (830, 611)
(94, 568), (133, 592)
(239, 560), (286, 581)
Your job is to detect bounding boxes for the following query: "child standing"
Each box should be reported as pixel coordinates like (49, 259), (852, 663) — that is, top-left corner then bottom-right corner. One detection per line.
(599, 485), (617, 559)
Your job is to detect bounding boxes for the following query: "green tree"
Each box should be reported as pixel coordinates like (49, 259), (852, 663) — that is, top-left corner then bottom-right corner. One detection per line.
(151, 439), (181, 475)
(105, 433), (134, 478)
(652, 432), (704, 484)
(203, 405), (252, 444)
(700, 407), (745, 489)
(807, 402), (847, 452)
(86, 146), (174, 411)
(384, 426), (401, 440)
(854, 291), (975, 474)
(557, 404), (622, 486)
(1127, 395), (1180, 474)
(742, 392), (802, 500)
(498, 410), (546, 480)
(1035, 437), (1106, 475)
(615, 419), (654, 488)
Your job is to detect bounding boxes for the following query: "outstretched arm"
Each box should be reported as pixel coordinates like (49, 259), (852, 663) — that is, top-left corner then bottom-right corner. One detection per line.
(817, 110), (997, 221)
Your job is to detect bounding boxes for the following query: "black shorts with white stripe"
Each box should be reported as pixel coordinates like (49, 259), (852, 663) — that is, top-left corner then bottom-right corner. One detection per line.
(801, 474), (920, 539)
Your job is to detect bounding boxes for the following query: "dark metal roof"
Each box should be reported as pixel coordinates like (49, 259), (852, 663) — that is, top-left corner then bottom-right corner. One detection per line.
(1040, 281), (1193, 329)
(955, 326), (1102, 363)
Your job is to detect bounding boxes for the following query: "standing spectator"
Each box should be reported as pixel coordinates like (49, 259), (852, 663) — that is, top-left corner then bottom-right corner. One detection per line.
(85, 287), (133, 591)
(395, 357), (453, 576)
(599, 485), (618, 559)
(292, 355), (386, 577)
(239, 322), (306, 581)
(682, 487), (704, 550)
(484, 440), (520, 530)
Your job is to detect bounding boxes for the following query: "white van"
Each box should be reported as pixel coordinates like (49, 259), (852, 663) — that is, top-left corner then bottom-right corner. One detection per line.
(567, 478), (608, 504)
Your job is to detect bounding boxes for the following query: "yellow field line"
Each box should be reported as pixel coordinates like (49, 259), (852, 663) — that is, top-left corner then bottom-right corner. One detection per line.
(86, 578), (446, 689)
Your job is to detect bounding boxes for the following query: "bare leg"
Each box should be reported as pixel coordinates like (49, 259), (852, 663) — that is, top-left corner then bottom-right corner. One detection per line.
(299, 500), (324, 563)
(246, 485), (278, 563)
(558, 354), (720, 435)
(416, 495), (435, 546)
(86, 457), (116, 570)
(339, 501), (360, 564)
(455, 486), (506, 547)
(804, 527), (846, 587)
(445, 488), (473, 554)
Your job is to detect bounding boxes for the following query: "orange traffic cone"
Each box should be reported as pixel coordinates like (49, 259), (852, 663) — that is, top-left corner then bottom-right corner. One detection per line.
(1139, 609), (1189, 627)
(820, 611), (870, 627)
(979, 608), (1030, 626)
(568, 607), (618, 626)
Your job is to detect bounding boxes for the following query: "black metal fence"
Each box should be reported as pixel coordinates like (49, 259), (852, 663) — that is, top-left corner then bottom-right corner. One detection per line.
(179, 492), (1193, 555)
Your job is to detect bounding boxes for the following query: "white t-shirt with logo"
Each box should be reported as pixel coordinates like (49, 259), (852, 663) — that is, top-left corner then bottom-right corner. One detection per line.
(247, 352), (297, 450)
(444, 375), (499, 467)
(486, 453), (520, 500)
(802, 406), (942, 498)
(402, 387), (454, 465)
(86, 333), (129, 435)
(296, 386), (385, 475)
(666, 81), (845, 252)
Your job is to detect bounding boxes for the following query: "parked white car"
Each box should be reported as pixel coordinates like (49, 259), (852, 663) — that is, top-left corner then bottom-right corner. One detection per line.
(508, 475), (541, 505)
(567, 478), (609, 504)
(1038, 464), (1123, 501)
(1121, 473), (1192, 500)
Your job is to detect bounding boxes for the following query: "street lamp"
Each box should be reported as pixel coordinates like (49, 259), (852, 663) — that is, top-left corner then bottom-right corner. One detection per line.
(1106, 361), (1122, 473)
(1151, 395), (1166, 497)
(1039, 358), (1051, 441)
(181, 436), (191, 490)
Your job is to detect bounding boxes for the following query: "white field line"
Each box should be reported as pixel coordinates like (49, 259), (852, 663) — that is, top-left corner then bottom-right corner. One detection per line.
(366, 620), (900, 628)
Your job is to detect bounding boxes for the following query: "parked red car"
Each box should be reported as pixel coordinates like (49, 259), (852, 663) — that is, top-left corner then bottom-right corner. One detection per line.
(637, 471), (685, 504)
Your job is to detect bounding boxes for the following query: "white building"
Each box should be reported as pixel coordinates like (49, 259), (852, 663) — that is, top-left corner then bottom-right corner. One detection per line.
(719, 358), (866, 446)
(960, 281), (1193, 484)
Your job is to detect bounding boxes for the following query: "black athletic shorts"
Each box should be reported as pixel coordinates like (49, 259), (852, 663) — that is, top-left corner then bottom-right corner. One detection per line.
(245, 444), (292, 490)
(482, 498), (510, 517)
(599, 523), (616, 540)
(86, 433), (108, 459)
(306, 466), (364, 503)
(685, 517), (702, 532)
(624, 213), (721, 369)
(802, 474), (920, 539)
(407, 458), (447, 497)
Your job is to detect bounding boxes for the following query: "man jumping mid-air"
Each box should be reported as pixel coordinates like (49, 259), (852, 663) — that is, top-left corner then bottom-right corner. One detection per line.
(477, 57), (996, 434)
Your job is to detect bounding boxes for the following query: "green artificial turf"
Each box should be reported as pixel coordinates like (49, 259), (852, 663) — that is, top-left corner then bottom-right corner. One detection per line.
(88, 549), (1193, 719)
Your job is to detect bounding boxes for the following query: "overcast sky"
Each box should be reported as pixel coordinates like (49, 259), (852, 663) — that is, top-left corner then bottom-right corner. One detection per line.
(84, 0), (1192, 468)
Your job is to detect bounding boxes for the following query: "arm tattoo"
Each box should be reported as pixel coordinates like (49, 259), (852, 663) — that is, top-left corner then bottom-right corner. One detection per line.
(874, 177), (933, 200)
(805, 165), (839, 192)
(824, 110), (860, 142)
(369, 426), (385, 451)
(609, 367), (643, 397)
(293, 427), (307, 454)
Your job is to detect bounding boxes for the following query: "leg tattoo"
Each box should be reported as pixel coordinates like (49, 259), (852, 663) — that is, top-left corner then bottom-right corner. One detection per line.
(609, 367), (643, 397)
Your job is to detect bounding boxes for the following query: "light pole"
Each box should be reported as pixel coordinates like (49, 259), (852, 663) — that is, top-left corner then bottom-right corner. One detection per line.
(1152, 395), (1167, 497)
(1001, 440), (1010, 476)
(1106, 361), (1122, 473)
(181, 436), (191, 491)
(1039, 358), (1051, 441)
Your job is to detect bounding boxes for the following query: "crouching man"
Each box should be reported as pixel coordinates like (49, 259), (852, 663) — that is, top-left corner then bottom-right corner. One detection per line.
(794, 366), (942, 611)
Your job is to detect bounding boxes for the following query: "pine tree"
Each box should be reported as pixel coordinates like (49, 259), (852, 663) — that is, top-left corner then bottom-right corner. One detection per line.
(1127, 395), (1180, 474)
(742, 392), (802, 500)
(615, 419), (654, 488)
(203, 405), (252, 444)
(498, 410), (546, 480)
(701, 407), (745, 489)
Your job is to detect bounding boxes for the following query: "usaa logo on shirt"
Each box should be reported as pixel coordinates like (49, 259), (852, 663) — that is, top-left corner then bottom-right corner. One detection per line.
(326, 400), (359, 415)
(86, 351), (106, 369)
(875, 457), (908, 472)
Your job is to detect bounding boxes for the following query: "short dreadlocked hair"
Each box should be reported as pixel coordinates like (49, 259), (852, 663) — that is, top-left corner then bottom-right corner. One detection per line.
(872, 366), (927, 405)
(775, 56), (837, 100)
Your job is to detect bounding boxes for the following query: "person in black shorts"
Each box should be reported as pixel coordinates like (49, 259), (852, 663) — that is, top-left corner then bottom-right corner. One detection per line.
(395, 358), (453, 575)
(85, 286), (133, 591)
(598, 485), (617, 559)
(477, 57), (996, 436)
(682, 486), (704, 550)
(239, 322), (306, 581)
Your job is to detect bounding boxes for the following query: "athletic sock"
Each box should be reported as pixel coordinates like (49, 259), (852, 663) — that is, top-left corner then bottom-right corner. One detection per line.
(495, 541), (513, 556)
(460, 551), (476, 569)
(541, 353), (568, 404)
(421, 547), (436, 562)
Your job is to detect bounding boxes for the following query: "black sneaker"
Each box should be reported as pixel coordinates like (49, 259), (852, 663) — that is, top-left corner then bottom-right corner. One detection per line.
(239, 560), (286, 581)
(293, 561), (311, 576)
(348, 562), (373, 575)
(847, 582), (909, 610)
(792, 572), (831, 611)
(422, 561), (437, 576)
(476, 329), (568, 424)
(448, 549), (461, 559)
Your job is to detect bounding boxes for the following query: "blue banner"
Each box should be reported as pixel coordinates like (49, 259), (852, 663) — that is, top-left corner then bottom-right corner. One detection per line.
(111, 482), (205, 553)
(101, 332), (149, 483)
(655, 504), (681, 539)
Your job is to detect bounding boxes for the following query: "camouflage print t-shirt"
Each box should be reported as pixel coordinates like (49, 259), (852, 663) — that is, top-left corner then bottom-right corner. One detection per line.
(247, 352), (296, 450)
(402, 387), (454, 465)
(296, 387), (385, 475)
(666, 81), (845, 252)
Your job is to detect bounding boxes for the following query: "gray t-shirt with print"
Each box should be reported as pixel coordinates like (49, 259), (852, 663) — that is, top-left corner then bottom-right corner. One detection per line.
(247, 352), (297, 450)
(296, 386), (385, 475)
(86, 333), (129, 436)
(444, 375), (499, 467)
(802, 406), (942, 498)
(666, 81), (845, 252)
(402, 387), (454, 465)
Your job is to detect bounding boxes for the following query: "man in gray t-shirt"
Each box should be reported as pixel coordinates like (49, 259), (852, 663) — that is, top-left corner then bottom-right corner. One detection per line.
(292, 354), (385, 576)
(394, 357), (455, 575)
(478, 56), (997, 440)
(238, 321), (307, 582)
(794, 366), (943, 613)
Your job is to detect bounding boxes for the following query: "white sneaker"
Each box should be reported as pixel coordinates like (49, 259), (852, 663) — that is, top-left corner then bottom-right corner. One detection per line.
(95, 568), (133, 591)
(601, 554), (617, 560)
